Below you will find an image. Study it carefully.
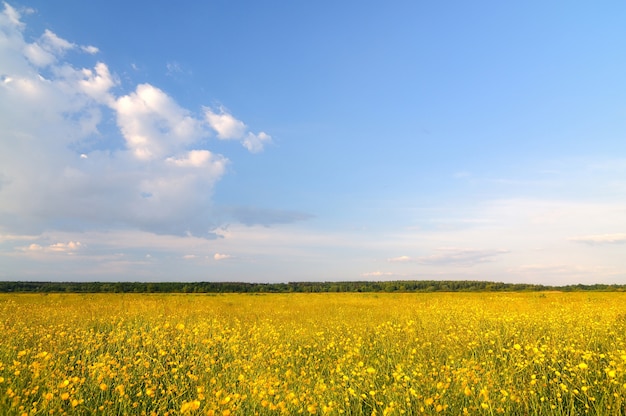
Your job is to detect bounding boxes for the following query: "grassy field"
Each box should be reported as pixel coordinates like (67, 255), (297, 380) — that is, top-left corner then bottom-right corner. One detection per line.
(1, 292), (625, 415)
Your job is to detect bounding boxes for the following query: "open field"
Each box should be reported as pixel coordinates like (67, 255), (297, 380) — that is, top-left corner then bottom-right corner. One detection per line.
(1, 292), (626, 415)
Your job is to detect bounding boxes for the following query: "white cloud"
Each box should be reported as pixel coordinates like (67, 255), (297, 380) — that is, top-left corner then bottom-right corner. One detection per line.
(387, 255), (412, 262)
(214, 253), (232, 261)
(166, 150), (226, 170)
(569, 233), (626, 245)
(415, 248), (509, 267)
(40, 29), (75, 53)
(1, 2), (21, 27)
(0, 4), (270, 239)
(115, 83), (208, 160)
(76, 62), (117, 104)
(23, 41), (56, 66)
(205, 108), (246, 139)
(48, 241), (82, 252)
(0, 233), (38, 243)
(22, 29), (97, 68)
(205, 107), (272, 152)
(81, 45), (99, 55)
(243, 131), (272, 153)
(20, 240), (83, 254)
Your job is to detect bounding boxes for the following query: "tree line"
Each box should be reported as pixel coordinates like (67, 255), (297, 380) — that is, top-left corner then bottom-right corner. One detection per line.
(0, 280), (624, 293)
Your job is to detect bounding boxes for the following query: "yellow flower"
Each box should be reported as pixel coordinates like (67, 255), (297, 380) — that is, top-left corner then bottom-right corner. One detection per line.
(180, 400), (200, 413)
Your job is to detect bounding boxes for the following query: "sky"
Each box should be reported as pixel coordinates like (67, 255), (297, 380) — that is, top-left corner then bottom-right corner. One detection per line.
(1, 1), (625, 285)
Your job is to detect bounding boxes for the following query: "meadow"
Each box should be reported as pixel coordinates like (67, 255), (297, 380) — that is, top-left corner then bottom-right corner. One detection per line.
(1, 292), (625, 415)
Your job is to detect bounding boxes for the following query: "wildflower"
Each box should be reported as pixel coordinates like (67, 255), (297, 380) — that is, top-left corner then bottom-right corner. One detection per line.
(180, 400), (200, 413)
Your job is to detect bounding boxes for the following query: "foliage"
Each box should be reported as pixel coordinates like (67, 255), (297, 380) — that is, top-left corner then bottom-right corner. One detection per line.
(0, 280), (623, 293)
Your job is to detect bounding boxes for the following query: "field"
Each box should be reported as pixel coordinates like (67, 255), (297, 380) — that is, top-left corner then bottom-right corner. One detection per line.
(1, 292), (626, 415)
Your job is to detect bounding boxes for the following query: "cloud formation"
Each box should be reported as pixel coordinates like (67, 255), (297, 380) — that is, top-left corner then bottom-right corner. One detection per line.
(20, 240), (83, 254)
(386, 249), (508, 267)
(0, 3), (271, 238)
(416, 248), (509, 267)
(387, 255), (412, 263)
(205, 107), (272, 153)
(569, 233), (626, 245)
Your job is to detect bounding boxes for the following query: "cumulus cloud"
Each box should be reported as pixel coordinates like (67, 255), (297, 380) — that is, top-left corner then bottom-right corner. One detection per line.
(115, 83), (208, 160)
(20, 240), (83, 254)
(213, 253), (232, 261)
(569, 233), (626, 245)
(205, 107), (272, 152)
(0, 3), (270, 238)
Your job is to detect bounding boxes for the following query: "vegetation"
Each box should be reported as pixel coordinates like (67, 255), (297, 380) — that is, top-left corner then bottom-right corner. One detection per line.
(0, 280), (624, 293)
(1, 292), (626, 415)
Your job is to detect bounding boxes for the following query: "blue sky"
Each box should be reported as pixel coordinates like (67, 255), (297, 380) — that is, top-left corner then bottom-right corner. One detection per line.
(1, 1), (625, 284)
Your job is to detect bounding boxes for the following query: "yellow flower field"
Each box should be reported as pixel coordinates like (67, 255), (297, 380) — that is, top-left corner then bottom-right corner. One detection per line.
(1, 292), (626, 415)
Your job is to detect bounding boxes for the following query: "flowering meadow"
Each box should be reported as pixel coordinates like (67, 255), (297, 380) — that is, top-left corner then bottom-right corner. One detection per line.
(1, 292), (626, 415)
